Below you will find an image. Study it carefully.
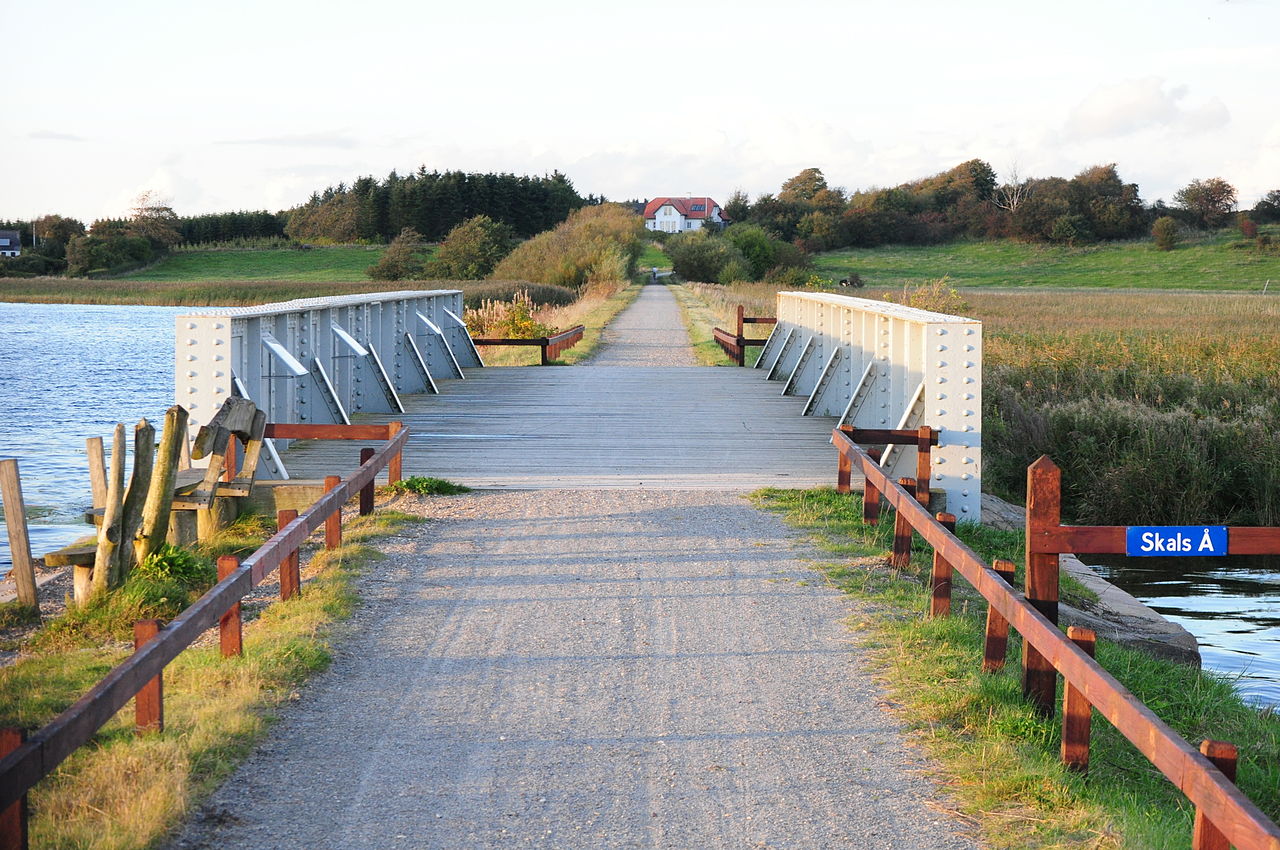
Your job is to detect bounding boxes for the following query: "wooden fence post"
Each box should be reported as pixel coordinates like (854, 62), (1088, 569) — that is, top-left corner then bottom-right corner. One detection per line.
(930, 513), (957, 617)
(891, 478), (916, 568)
(217, 556), (242, 658)
(735, 305), (747, 366)
(387, 422), (404, 486)
(983, 559), (1017, 673)
(1192, 740), (1238, 850)
(837, 449), (852, 495)
(1023, 456), (1062, 717)
(0, 727), (27, 850)
(0, 460), (38, 610)
(915, 426), (934, 507)
(134, 619), (163, 734)
(278, 510), (300, 601)
(359, 448), (375, 516)
(1062, 627), (1096, 773)
(324, 475), (342, 550)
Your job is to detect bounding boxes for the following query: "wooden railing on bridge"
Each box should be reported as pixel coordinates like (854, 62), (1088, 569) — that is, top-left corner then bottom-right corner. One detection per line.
(712, 306), (776, 367)
(833, 425), (1280, 850)
(472, 324), (585, 365)
(0, 422), (408, 845)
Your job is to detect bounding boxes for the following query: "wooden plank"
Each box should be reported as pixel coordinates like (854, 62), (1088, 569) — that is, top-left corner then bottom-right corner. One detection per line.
(276, 367), (842, 489)
(42, 545), (96, 567)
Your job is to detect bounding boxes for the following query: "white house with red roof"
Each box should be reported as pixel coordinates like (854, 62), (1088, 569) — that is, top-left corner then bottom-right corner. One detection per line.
(642, 197), (727, 233)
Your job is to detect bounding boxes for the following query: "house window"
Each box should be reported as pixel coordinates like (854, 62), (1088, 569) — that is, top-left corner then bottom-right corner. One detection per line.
(0, 239), (10, 247)
(691, 204), (704, 212)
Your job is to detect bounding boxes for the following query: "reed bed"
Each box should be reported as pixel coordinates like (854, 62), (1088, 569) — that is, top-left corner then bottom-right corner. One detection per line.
(677, 283), (1280, 525)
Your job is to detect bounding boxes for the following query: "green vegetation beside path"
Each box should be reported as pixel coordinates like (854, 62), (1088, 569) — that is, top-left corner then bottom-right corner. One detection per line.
(754, 486), (1280, 850)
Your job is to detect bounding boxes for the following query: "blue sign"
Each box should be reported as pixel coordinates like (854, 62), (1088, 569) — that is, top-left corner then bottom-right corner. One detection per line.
(1125, 526), (1228, 557)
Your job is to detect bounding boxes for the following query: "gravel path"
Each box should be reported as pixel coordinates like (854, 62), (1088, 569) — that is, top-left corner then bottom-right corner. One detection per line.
(165, 283), (978, 849)
(168, 491), (976, 849)
(586, 282), (699, 367)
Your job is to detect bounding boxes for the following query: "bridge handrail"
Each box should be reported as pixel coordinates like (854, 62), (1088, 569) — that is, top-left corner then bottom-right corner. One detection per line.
(178, 291), (478, 478)
(472, 324), (586, 365)
(0, 423), (409, 821)
(763, 291), (982, 520)
(833, 426), (1280, 850)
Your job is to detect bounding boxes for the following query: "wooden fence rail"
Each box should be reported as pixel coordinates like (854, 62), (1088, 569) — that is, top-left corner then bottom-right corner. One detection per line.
(0, 422), (408, 838)
(712, 306), (776, 366)
(472, 324), (585, 365)
(832, 425), (1280, 850)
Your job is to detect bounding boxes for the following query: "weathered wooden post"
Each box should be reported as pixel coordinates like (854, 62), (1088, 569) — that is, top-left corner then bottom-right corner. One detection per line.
(89, 425), (126, 602)
(1023, 456), (1061, 717)
(929, 512), (957, 617)
(116, 418), (157, 580)
(85, 436), (106, 509)
(1061, 627), (1097, 773)
(0, 460), (38, 610)
(135, 406), (187, 566)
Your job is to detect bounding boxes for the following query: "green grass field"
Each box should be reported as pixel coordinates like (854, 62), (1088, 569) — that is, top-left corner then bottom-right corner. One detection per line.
(124, 245), (389, 281)
(813, 227), (1280, 291)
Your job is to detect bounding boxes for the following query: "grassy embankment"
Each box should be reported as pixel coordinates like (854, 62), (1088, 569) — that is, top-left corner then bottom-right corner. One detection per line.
(0, 502), (427, 850)
(812, 226), (1280, 291)
(754, 486), (1280, 849)
(673, 232), (1280, 526)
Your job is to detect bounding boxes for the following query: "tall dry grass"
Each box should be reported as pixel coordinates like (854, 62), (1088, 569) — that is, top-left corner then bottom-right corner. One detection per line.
(677, 282), (1280, 524)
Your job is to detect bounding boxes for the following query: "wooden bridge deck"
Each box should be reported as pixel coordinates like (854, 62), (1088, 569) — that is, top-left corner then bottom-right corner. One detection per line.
(278, 366), (845, 489)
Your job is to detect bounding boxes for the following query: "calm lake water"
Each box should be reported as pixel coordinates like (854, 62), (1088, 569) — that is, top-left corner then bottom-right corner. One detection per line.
(0, 300), (1277, 705)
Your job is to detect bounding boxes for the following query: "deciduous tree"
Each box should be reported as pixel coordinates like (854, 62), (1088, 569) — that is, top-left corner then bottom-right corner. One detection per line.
(1173, 177), (1237, 228)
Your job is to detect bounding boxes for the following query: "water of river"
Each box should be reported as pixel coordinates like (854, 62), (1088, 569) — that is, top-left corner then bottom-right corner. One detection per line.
(0, 302), (186, 571)
(1, 301), (1277, 705)
(1089, 553), (1280, 706)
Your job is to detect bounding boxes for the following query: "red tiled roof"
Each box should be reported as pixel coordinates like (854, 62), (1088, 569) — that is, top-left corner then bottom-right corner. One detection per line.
(642, 197), (722, 220)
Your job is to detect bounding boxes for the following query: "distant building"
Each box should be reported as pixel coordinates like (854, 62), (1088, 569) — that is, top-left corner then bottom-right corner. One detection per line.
(0, 230), (19, 258)
(642, 197), (727, 233)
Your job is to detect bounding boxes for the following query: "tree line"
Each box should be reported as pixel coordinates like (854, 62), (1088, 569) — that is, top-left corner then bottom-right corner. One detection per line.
(722, 163), (1280, 252)
(282, 169), (593, 244)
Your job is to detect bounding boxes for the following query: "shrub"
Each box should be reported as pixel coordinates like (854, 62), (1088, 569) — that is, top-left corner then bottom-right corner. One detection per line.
(666, 231), (745, 282)
(1152, 216), (1180, 251)
(1239, 215), (1258, 239)
(367, 227), (427, 280)
(717, 258), (753, 285)
(761, 266), (812, 288)
(425, 215), (514, 279)
(490, 204), (644, 288)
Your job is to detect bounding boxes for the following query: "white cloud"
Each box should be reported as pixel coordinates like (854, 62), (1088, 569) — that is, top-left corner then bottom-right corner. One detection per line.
(1065, 78), (1229, 140)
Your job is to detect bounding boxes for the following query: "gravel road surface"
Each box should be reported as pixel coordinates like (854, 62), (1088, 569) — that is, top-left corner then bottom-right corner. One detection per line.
(167, 491), (976, 849)
(586, 282), (699, 367)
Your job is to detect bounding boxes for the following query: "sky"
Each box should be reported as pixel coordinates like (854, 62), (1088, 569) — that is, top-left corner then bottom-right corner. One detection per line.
(3, 0), (1278, 224)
